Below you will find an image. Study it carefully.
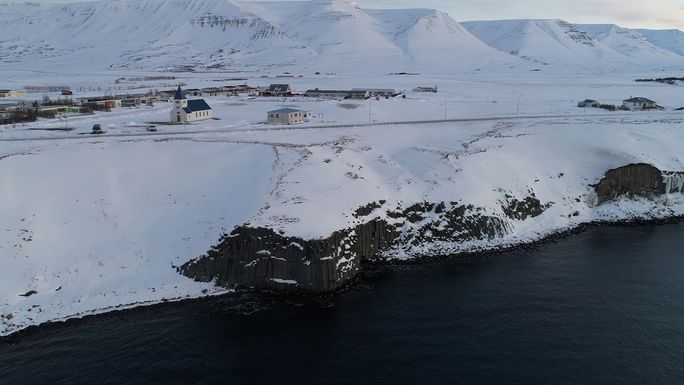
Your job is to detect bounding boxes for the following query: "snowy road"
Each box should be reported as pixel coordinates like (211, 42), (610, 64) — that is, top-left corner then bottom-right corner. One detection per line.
(0, 112), (653, 143)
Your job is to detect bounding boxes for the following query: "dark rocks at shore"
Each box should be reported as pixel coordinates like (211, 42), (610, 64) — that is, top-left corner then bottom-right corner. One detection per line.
(595, 163), (684, 204)
(501, 193), (552, 220)
(180, 220), (396, 293)
(180, 202), (515, 293)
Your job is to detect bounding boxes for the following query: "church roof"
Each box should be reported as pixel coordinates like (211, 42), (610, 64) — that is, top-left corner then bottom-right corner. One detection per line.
(183, 99), (212, 113)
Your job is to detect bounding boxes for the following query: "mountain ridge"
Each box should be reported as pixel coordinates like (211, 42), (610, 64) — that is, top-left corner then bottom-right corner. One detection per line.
(1, 0), (684, 73)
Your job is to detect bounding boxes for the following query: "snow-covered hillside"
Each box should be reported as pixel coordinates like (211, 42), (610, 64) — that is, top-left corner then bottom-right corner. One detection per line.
(0, 0), (519, 73)
(635, 29), (684, 57)
(463, 19), (684, 70)
(579, 24), (684, 66)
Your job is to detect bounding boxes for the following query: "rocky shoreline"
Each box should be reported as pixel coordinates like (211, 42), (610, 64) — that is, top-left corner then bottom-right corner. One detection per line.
(3, 214), (682, 343)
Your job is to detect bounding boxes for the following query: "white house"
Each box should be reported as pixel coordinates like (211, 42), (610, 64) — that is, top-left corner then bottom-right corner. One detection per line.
(267, 108), (306, 125)
(622, 97), (658, 111)
(170, 86), (213, 123)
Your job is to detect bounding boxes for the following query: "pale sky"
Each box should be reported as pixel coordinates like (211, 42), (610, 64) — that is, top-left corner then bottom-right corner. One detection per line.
(35, 0), (684, 30)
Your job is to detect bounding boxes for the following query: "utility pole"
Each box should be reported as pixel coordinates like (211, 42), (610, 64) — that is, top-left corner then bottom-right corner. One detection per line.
(444, 98), (448, 120)
(516, 94), (521, 116)
(369, 97), (372, 123)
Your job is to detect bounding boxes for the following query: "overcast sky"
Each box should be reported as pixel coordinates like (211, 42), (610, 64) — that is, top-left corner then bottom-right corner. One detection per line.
(34, 0), (684, 30)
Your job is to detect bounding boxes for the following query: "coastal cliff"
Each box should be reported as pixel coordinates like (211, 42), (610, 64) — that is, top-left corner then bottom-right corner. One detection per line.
(181, 163), (684, 294)
(180, 201), (541, 293)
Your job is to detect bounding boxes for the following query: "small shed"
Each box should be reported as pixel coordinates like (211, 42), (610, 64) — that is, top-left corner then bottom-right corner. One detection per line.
(622, 97), (658, 111)
(268, 108), (305, 125)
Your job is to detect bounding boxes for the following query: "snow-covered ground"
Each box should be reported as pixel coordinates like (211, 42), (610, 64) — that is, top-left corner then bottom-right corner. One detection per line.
(2, 71), (684, 336)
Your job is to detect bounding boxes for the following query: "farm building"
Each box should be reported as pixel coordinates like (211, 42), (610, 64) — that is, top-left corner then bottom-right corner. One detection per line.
(352, 88), (397, 98)
(184, 88), (202, 97)
(219, 85), (256, 95)
(304, 89), (369, 100)
(261, 84), (292, 97)
(578, 99), (600, 108)
(200, 87), (222, 97)
(0, 89), (26, 98)
(267, 108), (306, 125)
(170, 86), (213, 123)
(413, 86), (438, 93)
(78, 97), (121, 109)
(622, 97), (658, 111)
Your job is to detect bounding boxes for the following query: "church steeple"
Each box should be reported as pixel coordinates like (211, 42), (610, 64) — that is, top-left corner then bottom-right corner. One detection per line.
(174, 86), (188, 110)
(174, 86), (186, 100)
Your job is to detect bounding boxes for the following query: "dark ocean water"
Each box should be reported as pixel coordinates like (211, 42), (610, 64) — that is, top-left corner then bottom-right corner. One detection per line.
(2, 223), (684, 385)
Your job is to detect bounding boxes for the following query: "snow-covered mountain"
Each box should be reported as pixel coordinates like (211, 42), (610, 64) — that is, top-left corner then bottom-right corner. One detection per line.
(2, 0), (684, 74)
(0, 0), (519, 73)
(635, 29), (684, 57)
(578, 24), (684, 66)
(463, 19), (684, 70)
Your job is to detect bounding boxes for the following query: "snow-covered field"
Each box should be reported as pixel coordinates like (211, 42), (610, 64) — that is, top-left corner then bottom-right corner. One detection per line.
(2, 70), (684, 336)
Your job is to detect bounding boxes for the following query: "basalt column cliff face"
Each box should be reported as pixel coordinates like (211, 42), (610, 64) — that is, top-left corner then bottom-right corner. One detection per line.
(594, 163), (684, 204)
(180, 202), (517, 293)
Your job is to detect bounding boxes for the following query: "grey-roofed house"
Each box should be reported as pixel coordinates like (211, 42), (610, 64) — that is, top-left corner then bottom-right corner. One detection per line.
(262, 84), (292, 97)
(170, 86), (213, 123)
(267, 108), (306, 125)
(622, 97), (658, 111)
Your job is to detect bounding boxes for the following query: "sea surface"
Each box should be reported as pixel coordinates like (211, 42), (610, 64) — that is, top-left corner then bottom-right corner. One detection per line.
(2, 222), (684, 385)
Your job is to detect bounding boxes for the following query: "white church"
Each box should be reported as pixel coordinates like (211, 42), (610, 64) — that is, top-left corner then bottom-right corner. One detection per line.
(170, 86), (213, 124)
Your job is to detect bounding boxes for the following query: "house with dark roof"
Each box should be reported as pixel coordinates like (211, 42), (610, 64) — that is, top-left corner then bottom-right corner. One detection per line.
(622, 97), (658, 111)
(170, 86), (213, 123)
(267, 108), (307, 125)
(578, 99), (600, 108)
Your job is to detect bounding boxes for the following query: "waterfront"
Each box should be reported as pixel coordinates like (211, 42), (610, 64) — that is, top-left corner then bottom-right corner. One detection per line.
(2, 222), (684, 384)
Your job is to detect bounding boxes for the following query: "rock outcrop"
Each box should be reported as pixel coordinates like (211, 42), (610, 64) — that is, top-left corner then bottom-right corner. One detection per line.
(180, 220), (396, 293)
(595, 163), (684, 204)
(180, 202), (516, 293)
